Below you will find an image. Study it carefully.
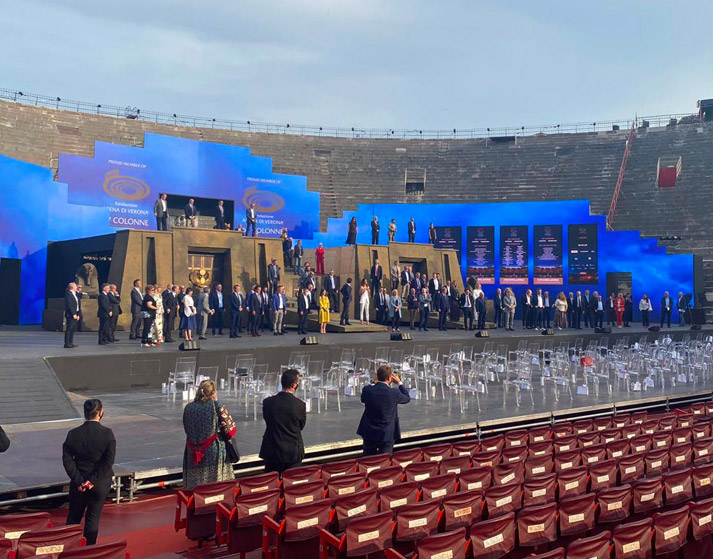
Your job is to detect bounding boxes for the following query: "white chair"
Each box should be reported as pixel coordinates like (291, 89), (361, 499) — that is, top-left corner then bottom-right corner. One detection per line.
(168, 356), (197, 400)
(317, 367), (342, 412)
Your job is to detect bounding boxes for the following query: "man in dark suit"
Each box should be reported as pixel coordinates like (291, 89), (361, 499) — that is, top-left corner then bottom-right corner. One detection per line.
(209, 283), (225, 335)
(107, 285), (121, 342)
(260, 285), (271, 332)
(184, 198), (197, 227)
(375, 288), (388, 325)
(418, 288), (432, 331)
(568, 292), (576, 328)
(215, 200), (226, 230)
(407, 218), (416, 243)
(543, 291), (552, 329)
(371, 216), (380, 245)
(436, 287), (449, 330)
(493, 288), (503, 328)
(521, 289), (533, 329)
(259, 370), (306, 473)
(229, 284), (244, 338)
(340, 278), (353, 325)
(592, 292), (604, 328)
(245, 202), (257, 237)
(76, 286), (85, 331)
(282, 236), (293, 268)
(62, 399), (116, 545)
(324, 270), (339, 312)
(428, 273), (441, 296)
(582, 290), (592, 328)
(97, 283), (112, 346)
(64, 282), (81, 348)
(162, 285), (177, 342)
(268, 258), (281, 297)
(475, 292), (487, 330)
(400, 266), (412, 298)
(357, 364), (410, 456)
(130, 279), (143, 340)
(293, 240), (304, 274)
(246, 285), (262, 337)
(574, 291), (583, 329)
(370, 259), (383, 298)
(410, 272), (421, 293)
(460, 288), (475, 331)
(297, 287), (310, 334)
(661, 291), (673, 328)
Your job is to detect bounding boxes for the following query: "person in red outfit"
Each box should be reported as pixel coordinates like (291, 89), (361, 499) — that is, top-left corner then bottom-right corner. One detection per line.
(614, 292), (625, 328)
(315, 243), (325, 275)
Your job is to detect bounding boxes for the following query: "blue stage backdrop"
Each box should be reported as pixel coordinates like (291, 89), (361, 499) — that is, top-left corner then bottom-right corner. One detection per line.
(0, 133), (319, 323)
(307, 200), (694, 322)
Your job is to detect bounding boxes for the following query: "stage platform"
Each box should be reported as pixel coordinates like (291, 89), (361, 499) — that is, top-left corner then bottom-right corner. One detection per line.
(0, 324), (711, 506)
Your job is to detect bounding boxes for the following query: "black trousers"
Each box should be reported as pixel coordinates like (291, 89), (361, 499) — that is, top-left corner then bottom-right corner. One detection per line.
(230, 312), (241, 336)
(245, 220), (256, 236)
(109, 314), (119, 341)
(98, 315), (111, 343)
(65, 317), (77, 347)
(661, 309), (672, 327)
(212, 309), (224, 334)
(372, 233), (379, 245)
(363, 440), (394, 457)
(250, 312), (260, 335)
(392, 313), (401, 330)
(328, 291), (339, 312)
(477, 311), (486, 330)
(583, 309), (591, 327)
(66, 484), (110, 545)
(438, 311), (447, 330)
(130, 312), (142, 339)
(141, 317), (154, 344)
(419, 309), (429, 330)
(543, 309), (551, 329)
(408, 233), (415, 243)
(534, 308), (543, 328)
(156, 215), (167, 231)
(297, 312), (308, 334)
(462, 307), (474, 330)
(163, 312), (174, 341)
(642, 310), (650, 327)
(594, 310), (604, 328)
(493, 307), (501, 328)
(340, 300), (350, 324)
(575, 309), (582, 329)
(264, 461), (301, 474)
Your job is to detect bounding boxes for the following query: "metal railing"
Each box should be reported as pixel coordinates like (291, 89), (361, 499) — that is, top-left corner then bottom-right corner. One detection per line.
(0, 87), (697, 141)
(606, 122), (637, 230)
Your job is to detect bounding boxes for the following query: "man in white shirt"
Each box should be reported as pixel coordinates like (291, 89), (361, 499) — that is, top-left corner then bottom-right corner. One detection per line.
(535, 289), (545, 329)
(64, 282), (81, 348)
(153, 193), (169, 231)
(245, 203), (257, 237)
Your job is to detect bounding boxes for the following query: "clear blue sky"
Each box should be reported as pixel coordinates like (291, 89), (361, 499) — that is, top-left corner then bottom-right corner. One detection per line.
(2, 0), (711, 129)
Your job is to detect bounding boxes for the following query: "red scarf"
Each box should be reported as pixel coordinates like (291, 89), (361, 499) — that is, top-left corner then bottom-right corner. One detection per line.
(186, 433), (218, 466)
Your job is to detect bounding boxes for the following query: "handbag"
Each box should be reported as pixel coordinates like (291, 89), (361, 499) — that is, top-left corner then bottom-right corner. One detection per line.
(215, 403), (240, 464)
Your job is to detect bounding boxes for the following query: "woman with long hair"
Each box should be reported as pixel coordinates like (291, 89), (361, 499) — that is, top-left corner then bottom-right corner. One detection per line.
(359, 279), (370, 324)
(346, 217), (357, 245)
(615, 292), (626, 328)
(639, 294), (652, 327)
(318, 288), (330, 334)
(182, 380), (237, 490)
(554, 292), (568, 330)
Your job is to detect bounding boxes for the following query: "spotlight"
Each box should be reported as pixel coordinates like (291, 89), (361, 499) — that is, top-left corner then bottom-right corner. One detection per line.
(319, 126), (322, 131)
(286, 123), (290, 128)
(351, 127), (354, 131)
(173, 113), (177, 118)
(17, 91), (23, 96)
(56, 97), (61, 101)
(247, 120), (251, 125)
(97, 104), (101, 108)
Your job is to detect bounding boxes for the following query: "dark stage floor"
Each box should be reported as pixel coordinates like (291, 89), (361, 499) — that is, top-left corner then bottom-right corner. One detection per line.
(0, 323), (711, 500)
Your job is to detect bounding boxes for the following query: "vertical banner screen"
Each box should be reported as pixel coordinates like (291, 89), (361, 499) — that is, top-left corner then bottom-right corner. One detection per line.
(434, 226), (462, 262)
(568, 223), (598, 284)
(466, 226), (495, 284)
(533, 225), (563, 284)
(500, 225), (529, 284)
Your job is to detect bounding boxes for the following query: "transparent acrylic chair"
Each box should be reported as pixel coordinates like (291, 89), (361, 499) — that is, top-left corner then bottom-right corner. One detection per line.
(317, 367), (342, 412)
(168, 356), (197, 400)
(248, 368), (279, 420)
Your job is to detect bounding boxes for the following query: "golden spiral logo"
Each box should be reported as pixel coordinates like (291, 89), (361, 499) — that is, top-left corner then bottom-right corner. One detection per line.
(103, 170), (151, 201)
(242, 186), (285, 213)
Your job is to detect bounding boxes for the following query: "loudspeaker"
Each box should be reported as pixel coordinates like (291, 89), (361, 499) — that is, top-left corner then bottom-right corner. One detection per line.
(648, 326), (661, 332)
(300, 336), (319, 345)
(179, 340), (201, 351)
(390, 333), (403, 341)
(691, 324), (702, 331)
(541, 329), (554, 336)
(475, 330), (489, 338)
(0, 258), (21, 325)
(595, 327), (612, 334)
(689, 308), (706, 325)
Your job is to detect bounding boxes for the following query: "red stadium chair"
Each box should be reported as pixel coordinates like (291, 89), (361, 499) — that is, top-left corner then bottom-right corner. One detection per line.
(493, 462), (524, 487)
(281, 465), (321, 487)
(652, 506), (689, 555)
(480, 435), (505, 453)
(216, 488), (281, 555)
(367, 465), (403, 491)
(404, 461), (439, 483)
(554, 450), (581, 474)
(441, 490), (483, 531)
(658, 415), (677, 431)
(552, 423), (573, 439)
(501, 447), (528, 466)
(319, 511), (394, 559)
(283, 479), (325, 509)
(333, 487), (379, 532)
(630, 434), (653, 455)
(386, 527), (469, 559)
(484, 482), (522, 518)
(663, 467), (693, 505)
(612, 517), (653, 559)
(516, 502), (557, 548)
(690, 404), (707, 417)
(356, 453), (391, 474)
(596, 484), (632, 523)
(688, 496), (713, 542)
(557, 493), (596, 537)
(706, 402), (713, 417)
(632, 476), (663, 514)
(16, 526), (85, 559)
(601, 428), (622, 445)
(238, 471), (279, 495)
(623, 424), (641, 440)
(528, 441), (554, 458)
(327, 473), (367, 502)
(565, 530), (611, 559)
(504, 430), (528, 449)
(469, 511), (516, 559)
(379, 482), (420, 513)
(0, 540), (11, 559)
(670, 443), (693, 470)
(619, 454), (645, 484)
(0, 513), (51, 547)
(645, 448), (670, 477)
(528, 426), (552, 444)
(573, 419), (593, 435)
(577, 432), (600, 449)
(553, 435), (578, 454)
(641, 418), (659, 435)
(524, 455), (553, 480)
(527, 548), (565, 559)
(693, 421), (712, 441)
(693, 437), (713, 465)
(581, 443), (607, 466)
(175, 480), (237, 544)
(392, 448), (423, 468)
(693, 463), (713, 498)
(321, 459), (358, 482)
(472, 450), (502, 468)
(589, 459), (617, 491)
(673, 427), (692, 446)
(522, 474), (556, 507)
(630, 411), (648, 425)
(439, 455), (471, 476)
(652, 431), (673, 451)
(613, 414), (631, 428)
(56, 540), (128, 559)
(263, 499), (331, 559)
(677, 413), (694, 429)
(422, 443), (453, 463)
(606, 439), (629, 460)
(392, 500), (441, 556)
(459, 467), (492, 492)
(593, 417), (612, 432)
(451, 440), (481, 457)
(420, 473), (457, 501)
(556, 466), (589, 499)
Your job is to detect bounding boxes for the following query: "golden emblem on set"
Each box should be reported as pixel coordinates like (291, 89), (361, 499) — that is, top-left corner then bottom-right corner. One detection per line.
(102, 170), (151, 201)
(189, 268), (211, 287)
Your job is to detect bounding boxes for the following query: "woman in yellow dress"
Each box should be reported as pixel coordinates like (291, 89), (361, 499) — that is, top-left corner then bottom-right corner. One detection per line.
(318, 289), (330, 334)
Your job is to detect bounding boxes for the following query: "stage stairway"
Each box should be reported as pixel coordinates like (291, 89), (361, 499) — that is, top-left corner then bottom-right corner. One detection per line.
(0, 357), (79, 424)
